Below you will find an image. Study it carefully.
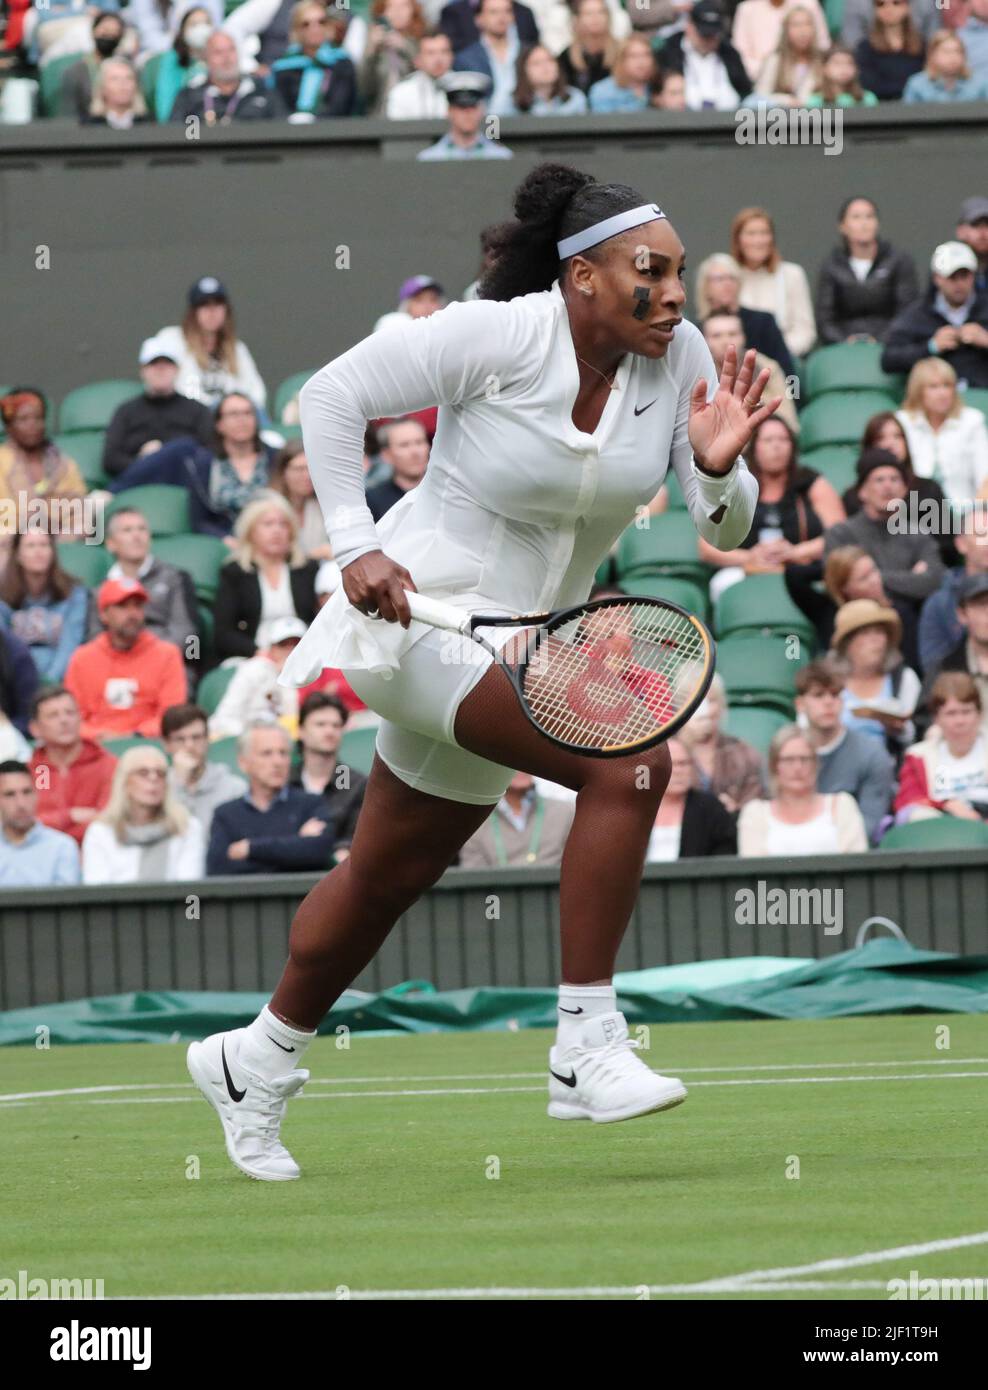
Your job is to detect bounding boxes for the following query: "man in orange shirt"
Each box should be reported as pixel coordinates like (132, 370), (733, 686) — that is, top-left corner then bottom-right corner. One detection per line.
(64, 578), (188, 740)
(28, 685), (116, 845)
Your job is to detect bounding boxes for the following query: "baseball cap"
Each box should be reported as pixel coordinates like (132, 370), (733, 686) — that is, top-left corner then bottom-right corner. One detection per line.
(959, 573), (988, 605)
(931, 241), (978, 277)
(267, 616), (307, 646)
(188, 275), (228, 307)
(855, 448), (908, 486)
(958, 196), (988, 226)
(138, 336), (178, 366)
(98, 578), (150, 612)
(439, 70), (491, 106)
(690, 0), (724, 36)
(399, 274), (443, 302)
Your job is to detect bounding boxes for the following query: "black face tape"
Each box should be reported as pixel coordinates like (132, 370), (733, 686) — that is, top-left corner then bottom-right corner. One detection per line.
(632, 286), (651, 320)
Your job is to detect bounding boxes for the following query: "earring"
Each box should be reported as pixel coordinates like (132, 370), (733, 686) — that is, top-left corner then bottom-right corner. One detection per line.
(580, 288), (593, 297)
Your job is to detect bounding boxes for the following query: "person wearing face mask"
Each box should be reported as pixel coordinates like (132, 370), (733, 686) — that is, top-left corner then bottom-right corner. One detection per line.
(153, 6), (215, 121)
(59, 11), (128, 120)
(130, 0), (224, 56)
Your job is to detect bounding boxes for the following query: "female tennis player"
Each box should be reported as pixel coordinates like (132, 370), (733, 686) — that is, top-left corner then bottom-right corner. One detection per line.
(187, 162), (781, 1180)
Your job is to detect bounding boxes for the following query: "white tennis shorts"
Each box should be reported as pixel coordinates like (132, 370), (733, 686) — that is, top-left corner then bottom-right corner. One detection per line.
(340, 626), (516, 804)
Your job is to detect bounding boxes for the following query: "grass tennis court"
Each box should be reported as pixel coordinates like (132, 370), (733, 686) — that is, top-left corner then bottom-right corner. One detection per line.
(4, 1013), (988, 1301)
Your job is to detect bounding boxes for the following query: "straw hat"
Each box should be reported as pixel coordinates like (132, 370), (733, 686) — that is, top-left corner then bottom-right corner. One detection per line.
(830, 598), (902, 650)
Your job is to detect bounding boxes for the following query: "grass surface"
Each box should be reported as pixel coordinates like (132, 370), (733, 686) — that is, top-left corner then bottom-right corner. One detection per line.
(3, 1013), (987, 1300)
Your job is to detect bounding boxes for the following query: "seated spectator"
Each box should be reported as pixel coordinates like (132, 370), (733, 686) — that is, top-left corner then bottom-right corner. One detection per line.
(815, 196), (918, 346)
(102, 338), (214, 479)
(854, 0), (925, 101)
(538, 0), (631, 55)
(359, 0), (426, 116)
(752, 4), (825, 105)
(271, 0), (359, 120)
(644, 738), (737, 861)
(169, 28), (287, 122)
(153, 277), (267, 412)
(223, 0), (364, 71)
(0, 628), (38, 740)
(882, 241), (988, 390)
(896, 672), (988, 827)
(81, 57), (152, 127)
(28, 685), (116, 846)
(130, 0), (223, 56)
(458, 768), (575, 867)
(82, 746), (206, 884)
(830, 597), (920, 752)
(805, 41), (879, 106)
(107, 393), (275, 539)
(738, 725), (869, 855)
(823, 543), (919, 668)
(58, 10), (128, 119)
(268, 442), (332, 561)
(161, 702), (246, 835)
(896, 359), (988, 507)
(919, 574), (988, 721)
(209, 616), (305, 738)
(153, 7), (213, 122)
(0, 530), (89, 684)
(698, 414), (844, 602)
(556, 0), (620, 98)
(588, 33), (654, 109)
(701, 310), (798, 432)
(840, 0), (937, 48)
(65, 579), (188, 740)
(649, 68), (688, 110)
(385, 26), (453, 116)
(0, 390), (86, 551)
(453, 0), (529, 115)
(678, 672), (766, 811)
(507, 42), (588, 112)
(372, 274), (446, 333)
(957, 0), (988, 84)
(732, 0), (830, 81)
(417, 70), (514, 157)
(290, 690), (368, 851)
(207, 721), (336, 874)
(440, 0), (539, 52)
(694, 253), (795, 379)
(795, 660), (894, 842)
(365, 417), (430, 521)
(732, 205), (816, 358)
(956, 194), (988, 295)
(658, 1), (753, 110)
(0, 761), (80, 888)
(904, 28), (986, 102)
(90, 509), (199, 659)
(919, 511), (988, 672)
(213, 494), (320, 659)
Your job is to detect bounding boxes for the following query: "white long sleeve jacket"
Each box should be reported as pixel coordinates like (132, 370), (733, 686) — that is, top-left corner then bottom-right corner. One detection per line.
(282, 280), (758, 686)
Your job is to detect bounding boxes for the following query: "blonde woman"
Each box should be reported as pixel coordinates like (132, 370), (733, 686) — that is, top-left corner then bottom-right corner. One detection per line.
(694, 252), (796, 377)
(535, 0), (630, 58)
(154, 277), (267, 411)
(738, 725), (868, 856)
(556, 0), (621, 96)
(731, 205), (817, 357)
(213, 493), (320, 659)
(82, 746), (205, 884)
(732, 0), (830, 82)
(754, 4), (826, 104)
(271, 0), (359, 120)
(587, 33), (654, 111)
(267, 441), (334, 561)
(678, 672), (766, 812)
(903, 29), (984, 103)
(82, 57), (151, 128)
(895, 358), (988, 505)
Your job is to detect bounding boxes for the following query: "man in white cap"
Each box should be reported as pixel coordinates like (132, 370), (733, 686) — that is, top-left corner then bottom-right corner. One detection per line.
(882, 241), (988, 389)
(102, 337), (215, 478)
(417, 70), (513, 160)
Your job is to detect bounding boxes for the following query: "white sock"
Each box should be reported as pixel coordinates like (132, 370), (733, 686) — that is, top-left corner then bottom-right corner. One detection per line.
(239, 1007), (315, 1081)
(556, 983), (616, 1049)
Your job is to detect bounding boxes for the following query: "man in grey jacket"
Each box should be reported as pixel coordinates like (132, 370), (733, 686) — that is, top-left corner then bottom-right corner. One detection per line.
(162, 704), (246, 837)
(91, 509), (200, 660)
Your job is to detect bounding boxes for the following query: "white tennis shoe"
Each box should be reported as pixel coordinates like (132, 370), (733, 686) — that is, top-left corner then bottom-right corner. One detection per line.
(547, 1011), (687, 1123)
(187, 1028), (308, 1181)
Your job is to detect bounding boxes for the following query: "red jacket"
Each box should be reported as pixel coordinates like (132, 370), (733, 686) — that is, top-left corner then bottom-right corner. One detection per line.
(64, 630), (188, 739)
(29, 740), (117, 845)
(299, 667), (367, 715)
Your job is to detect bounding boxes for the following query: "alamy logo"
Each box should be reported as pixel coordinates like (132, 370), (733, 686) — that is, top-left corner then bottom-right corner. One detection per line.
(735, 882), (843, 935)
(50, 1321), (151, 1371)
(0, 1270), (104, 1300)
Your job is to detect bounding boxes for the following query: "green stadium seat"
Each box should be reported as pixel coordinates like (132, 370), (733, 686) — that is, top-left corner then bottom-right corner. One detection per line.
(879, 817), (988, 852)
(139, 51), (166, 108)
(197, 664), (237, 716)
(153, 534), (228, 604)
(961, 387), (988, 423)
(59, 380), (140, 434)
(101, 736), (166, 759)
(804, 344), (904, 400)
(716, 634), (808, 715)
(105, 486), (191, 538)
(723, 705), (790, 755)
(56, 541), (110, 588)
(801, 445), (858, 495)
(274, 370), (318, 426)
(207, 736), (243, 773)
(661, 472), (687, 510)
(197, 605), (215, 666)
(798, 391), (899, 452)
(54, 430), (108, 488)
(594, 554), (614, 588)
(338, 725), (378, 776)
(823, 0), (845, 38)
(39, 53), (83, 118)
(615, 512), (712, 586)
(714, 574), (816, 646)
(619, 574), (710, 623)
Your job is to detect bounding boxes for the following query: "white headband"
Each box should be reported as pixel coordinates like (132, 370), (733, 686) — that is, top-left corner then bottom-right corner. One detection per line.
(557, 204), (666, 260)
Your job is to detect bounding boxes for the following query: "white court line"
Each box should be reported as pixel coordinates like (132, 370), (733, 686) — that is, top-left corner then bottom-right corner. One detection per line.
(709, 1230), (988, 1290)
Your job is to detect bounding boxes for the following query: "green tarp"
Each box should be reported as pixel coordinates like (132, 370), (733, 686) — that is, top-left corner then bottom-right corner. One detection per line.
(2, 941), (988, 1045)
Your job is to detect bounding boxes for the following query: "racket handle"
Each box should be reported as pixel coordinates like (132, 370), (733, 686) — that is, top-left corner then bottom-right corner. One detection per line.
(405, 590), (471, 635)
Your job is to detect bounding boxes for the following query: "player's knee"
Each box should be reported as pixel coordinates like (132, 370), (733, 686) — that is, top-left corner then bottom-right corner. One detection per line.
(586, 743), (671, 810)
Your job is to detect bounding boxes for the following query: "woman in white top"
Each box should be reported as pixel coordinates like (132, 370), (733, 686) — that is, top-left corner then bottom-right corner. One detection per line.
(738, 725), (868, 856)
(895, 358), (988, 508)
(186, 161), (781, 1180)
(82, 746), (205, 885)
(731, 205), (817, 357)
(753, 4), (826, 105)
(533, 0), (630, 57)
(732, 0), (830, 82)
(155, 276), (267, 412)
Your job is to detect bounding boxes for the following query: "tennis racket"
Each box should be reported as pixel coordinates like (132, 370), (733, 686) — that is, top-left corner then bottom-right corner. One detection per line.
(401, 591), (716, 758)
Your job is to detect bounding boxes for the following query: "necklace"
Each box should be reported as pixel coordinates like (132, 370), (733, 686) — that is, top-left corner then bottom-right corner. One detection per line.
(575, 350), (621, 391)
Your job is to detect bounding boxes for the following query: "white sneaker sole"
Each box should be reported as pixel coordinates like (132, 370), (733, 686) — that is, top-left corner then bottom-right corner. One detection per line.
(186, 1041), (300, 1182)
(548, 1082), (688, 1124)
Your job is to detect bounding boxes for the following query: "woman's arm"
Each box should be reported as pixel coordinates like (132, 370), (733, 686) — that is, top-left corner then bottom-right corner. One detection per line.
(48, 585), (89, 683)
(834, 793), (868, 853)
(784, 263), (817, 357)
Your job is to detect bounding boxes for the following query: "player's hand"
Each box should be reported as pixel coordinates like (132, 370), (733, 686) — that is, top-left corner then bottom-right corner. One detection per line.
(343, 549), (418, 627)
(688, 344), (782, 477)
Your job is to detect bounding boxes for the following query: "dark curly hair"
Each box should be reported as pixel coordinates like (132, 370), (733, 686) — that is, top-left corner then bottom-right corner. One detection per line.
(478, 162), (650, 302)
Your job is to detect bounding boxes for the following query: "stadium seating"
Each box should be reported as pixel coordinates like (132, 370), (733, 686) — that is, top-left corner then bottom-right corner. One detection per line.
(619, 574), (711, 623)
(56, 541), (111, 588)
(58, 381), (140, 434)
(716, 634), (809, 714)
(879, 817), (988, 851)
(714, 574), (816, 647)
(273, 371), (318, 426)
(338, 725), (377, 775)
(614, 512), (711, 586)
(798, 390), (900, 451)
(800, 444), (858, 495)
(153, 534), (229, 605)
(962, 387), (988, 423)
(804, 343), (904, 401)
(102, 736), (166, 759)
(196, 664), (237, 716)
(208, 736), (243, 773)
(104, 486), (191, 537)
(39, 53), (80, 118)
(54, 430), (108, 489)
(723, 705), (790, 755)
(662, 472), (687, 510)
